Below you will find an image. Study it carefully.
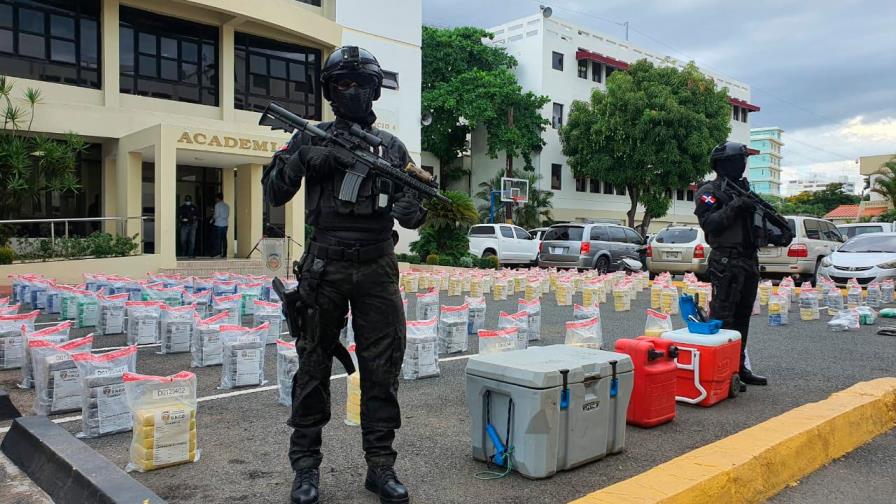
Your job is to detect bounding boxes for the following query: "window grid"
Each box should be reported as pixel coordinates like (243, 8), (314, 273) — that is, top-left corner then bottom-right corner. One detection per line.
(551, 163), (562, 190)
(577, 58), (587, 79)
(0, 0), (100, 89)
(591, 61), (602, 82)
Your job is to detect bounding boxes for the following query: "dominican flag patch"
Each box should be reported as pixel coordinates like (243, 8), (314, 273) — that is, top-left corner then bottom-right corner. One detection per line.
(700, 194), (716, 206)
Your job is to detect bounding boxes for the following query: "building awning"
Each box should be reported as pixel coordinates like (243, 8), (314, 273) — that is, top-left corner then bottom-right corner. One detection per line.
(575, 49), (629, 70)
(729, 97), (760, 112)
(747, 148), (760, 156)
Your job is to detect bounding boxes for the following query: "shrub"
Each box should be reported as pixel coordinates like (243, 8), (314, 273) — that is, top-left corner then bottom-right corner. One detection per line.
(479, 255), (500, 270)
(395, 253), (408, 263)
(406, 254), (421, 265)
(425, 254), (440, 265)
(458, 256), (474, 268)
(0, 246), (14, 265)
(437, 256), (454, 267)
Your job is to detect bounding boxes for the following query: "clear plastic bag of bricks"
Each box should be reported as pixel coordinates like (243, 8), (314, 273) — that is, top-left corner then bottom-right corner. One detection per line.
(0, 309), (40, 370)
(19, 320), (72, 389)
(73, 345), (138, 438)
(218, 322), (269, 389)
(159, 304), (197, 354)
(191, 311), (230, 367)
(125, 301), (163, 345)
(276, 339), (299, 406)
(31, 334), (94, 415)
(403, 318), (439, 380)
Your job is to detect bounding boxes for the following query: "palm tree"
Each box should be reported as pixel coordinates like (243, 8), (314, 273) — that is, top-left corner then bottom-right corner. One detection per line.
(474, 171), (554, 228)
(410, 191), (479, 260)
(870, 159), (896, 208)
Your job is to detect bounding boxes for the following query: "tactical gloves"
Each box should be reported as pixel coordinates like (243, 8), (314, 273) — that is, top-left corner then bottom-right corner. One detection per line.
(295, 146), (354, 176)
(391, 192), (425, 228)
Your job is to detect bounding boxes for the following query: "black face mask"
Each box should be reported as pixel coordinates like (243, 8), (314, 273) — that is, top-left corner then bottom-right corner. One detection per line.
(714, 155), (746, 180)
(331, 85), (375, 124)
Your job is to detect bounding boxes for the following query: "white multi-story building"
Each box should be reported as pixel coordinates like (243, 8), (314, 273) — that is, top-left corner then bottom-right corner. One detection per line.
(462, 14), (759, 231)
(786, 176), (856, 196)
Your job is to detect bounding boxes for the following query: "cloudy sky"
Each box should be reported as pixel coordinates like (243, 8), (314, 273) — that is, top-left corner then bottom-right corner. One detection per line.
(423, 0), (896, 194)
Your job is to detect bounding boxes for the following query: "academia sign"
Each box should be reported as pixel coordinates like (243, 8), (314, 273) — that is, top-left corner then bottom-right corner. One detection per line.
(176, 131), (282, 153)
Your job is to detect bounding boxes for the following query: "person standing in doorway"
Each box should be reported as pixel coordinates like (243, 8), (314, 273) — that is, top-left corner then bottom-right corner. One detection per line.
(211, 192), (229, 258)
(178, 195), (200, 258)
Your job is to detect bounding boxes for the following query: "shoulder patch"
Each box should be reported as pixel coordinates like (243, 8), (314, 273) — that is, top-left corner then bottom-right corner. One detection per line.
(700, 193), (717, 206)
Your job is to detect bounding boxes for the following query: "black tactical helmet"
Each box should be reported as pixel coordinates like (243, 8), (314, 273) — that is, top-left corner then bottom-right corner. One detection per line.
(710, 141), (748, 166)
(321, 46), (383, 101)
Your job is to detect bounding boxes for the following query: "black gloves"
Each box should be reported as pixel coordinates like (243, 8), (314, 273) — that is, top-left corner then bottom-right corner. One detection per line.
(731, 195), (756, 215)
(391, 192), (425, 228)
(297, 146), (354, 174)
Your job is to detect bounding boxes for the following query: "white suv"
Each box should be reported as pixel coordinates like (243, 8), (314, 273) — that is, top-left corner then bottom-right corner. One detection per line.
(468, 224), (539, 265)
(758, 216), (843, 280)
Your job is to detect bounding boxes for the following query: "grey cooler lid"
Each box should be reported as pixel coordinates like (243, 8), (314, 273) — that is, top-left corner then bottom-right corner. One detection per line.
(465, 345), (633, 390)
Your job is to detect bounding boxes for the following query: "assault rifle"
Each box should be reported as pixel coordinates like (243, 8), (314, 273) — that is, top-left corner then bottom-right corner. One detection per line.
(720, 178), (794, 247)
(259, 102), (449, 204)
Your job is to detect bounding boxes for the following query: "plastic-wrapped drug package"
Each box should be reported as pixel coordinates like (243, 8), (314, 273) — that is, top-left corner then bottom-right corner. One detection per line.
(498, 311), (529, 350)
(438, 304), (469, 355)
(183, 289), (212, 319)
(403, 318), (439, 380)
(644, 309), (673, 337)
(143, 285), (184, 307)
(478, 328), (518, 355)
(276, 339), (298, 406)
(73, 345), (138, 438)
(219, 323), (268, 389)
(74, 290), (99, 328)
(212, 279), (238, 297)
(518, 298), (541, 341)
(124, 371), (199, 472)
(125, 301), (163, 345)
(238, 282), (263, 316)
(554, 281), (573, 306)
(97, 293), (129, 336)
(19, 320), (72, 389)
(191, 311), (230, 368)
(29, 279), (50, 311)
(564, 316), (603, 349)
(416, 288), (440, 322)
(31, 335), (94, 415)
(159, 304), (196, 354)
(573, 303), (600, 321)
(211, 294), (242, 326)
(465, 296), (486, 335)
(253, 300), (283, 344)
(0, 310), (40, 370)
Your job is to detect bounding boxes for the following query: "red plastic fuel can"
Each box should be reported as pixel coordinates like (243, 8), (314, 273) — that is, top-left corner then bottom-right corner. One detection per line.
(614, 338), (677, 427)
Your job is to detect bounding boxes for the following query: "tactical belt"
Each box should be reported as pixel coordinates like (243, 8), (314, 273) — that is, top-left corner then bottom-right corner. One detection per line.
(308, 239), (393, 263)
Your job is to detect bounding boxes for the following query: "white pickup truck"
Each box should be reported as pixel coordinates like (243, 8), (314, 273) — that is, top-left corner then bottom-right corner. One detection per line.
(468, 224), (539, 265)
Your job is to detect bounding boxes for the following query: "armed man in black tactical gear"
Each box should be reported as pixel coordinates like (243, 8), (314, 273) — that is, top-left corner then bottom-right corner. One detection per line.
(262, 46), (425, 504)
(695, 141), (769, 388)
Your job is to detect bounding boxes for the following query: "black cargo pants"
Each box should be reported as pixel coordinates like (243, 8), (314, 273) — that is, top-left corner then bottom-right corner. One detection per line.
(287, 251), (406, 470)
(707, 249), (760, 373)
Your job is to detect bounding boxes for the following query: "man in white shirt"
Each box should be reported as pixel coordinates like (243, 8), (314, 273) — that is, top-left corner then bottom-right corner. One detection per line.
(211, 192), (229, 257)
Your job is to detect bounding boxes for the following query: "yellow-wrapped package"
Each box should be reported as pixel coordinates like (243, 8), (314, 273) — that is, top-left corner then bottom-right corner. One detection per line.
(124, 371), (199, 472)
(345, 372), (361, 426)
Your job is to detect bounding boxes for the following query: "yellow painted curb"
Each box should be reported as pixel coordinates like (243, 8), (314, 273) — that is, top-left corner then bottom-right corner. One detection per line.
(570, 377), (896, 504)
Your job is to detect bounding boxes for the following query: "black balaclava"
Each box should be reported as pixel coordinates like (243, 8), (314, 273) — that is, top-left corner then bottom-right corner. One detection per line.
(714, 154), (747, 180)
(331, 84), (376, 125)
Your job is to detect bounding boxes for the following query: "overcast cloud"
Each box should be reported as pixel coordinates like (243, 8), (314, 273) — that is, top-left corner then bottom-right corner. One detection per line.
(423, 0), (896, 193)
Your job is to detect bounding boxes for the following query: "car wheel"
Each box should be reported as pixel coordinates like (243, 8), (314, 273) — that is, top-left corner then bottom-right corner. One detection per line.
(594, 255), (610, 274)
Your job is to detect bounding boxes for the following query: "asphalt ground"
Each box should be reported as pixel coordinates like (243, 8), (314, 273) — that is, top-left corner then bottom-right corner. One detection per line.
(2, 288), (896, 504)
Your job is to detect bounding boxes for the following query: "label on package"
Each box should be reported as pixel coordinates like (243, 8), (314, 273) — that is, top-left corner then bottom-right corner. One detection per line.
(235, 349), (261, 386)
(96, 382), (130, 434)
(0, 336), (24, 368)
(51, 368), (81, 411)
(152, 408), (191, 465)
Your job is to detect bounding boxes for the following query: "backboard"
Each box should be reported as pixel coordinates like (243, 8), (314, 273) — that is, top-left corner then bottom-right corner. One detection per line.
(500, 177), (530, 204)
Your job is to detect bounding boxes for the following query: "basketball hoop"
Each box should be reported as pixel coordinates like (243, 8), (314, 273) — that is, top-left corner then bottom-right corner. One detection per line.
(511, 196), (526, 205)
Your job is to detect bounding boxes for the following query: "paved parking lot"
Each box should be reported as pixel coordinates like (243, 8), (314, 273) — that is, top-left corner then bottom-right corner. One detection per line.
(2, 287), (895, 503)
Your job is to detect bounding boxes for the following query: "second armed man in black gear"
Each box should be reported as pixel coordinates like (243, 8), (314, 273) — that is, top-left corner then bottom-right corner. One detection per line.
(262, 46), (426, 504)
(694, 141), (768, 387)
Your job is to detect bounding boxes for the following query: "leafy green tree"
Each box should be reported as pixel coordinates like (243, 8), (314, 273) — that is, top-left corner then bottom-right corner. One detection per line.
(560, 60), (731, 230)
(422, 26), (549, 184)
(474, 170), (554, 228)
(410, 191), (478, 261)
(870, 159), (896, 208)
(0, 76), (87, 220)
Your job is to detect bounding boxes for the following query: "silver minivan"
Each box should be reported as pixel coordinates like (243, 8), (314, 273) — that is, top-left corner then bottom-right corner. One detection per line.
(538, 223), (643, 272)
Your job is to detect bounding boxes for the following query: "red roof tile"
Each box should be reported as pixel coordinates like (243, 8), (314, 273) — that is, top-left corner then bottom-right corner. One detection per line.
(824, 205), (888, 219)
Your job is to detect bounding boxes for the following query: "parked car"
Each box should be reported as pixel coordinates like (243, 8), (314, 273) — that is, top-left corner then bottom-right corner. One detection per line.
(528, 227), (549, 242)
(837, 222), (896, 239)
(538, 223), (643, 273)
(758, 216), (843, 281)
(467, 224), (539, 265)
(647, 226), (711, 277)
(817, 232), (896, 287)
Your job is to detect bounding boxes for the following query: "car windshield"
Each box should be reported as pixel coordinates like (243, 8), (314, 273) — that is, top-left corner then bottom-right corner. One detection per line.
(838, 235), (896, 253)
(654, 228), (697, 244)
(839, 225), (883, 238)
(544, 226), (584, 241)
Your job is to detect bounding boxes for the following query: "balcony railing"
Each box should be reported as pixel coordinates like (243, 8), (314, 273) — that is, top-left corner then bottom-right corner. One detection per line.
(0, 216), (147, 258)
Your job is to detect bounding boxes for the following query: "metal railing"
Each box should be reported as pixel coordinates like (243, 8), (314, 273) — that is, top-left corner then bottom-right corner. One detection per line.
(0, 216), (147, 254)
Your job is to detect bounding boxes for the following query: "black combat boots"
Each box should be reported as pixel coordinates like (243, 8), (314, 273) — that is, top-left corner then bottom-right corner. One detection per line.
(740, 370), (768, 386)
(364, 465), (409, 504)
(290, 468), (320, 504)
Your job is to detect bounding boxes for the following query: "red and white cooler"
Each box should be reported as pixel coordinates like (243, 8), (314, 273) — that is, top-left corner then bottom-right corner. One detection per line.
(659, 328), (742, 407)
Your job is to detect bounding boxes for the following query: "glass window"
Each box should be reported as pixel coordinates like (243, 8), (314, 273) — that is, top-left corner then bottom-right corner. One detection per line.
(469, 225), (495, 236)
(514, 227), (531, 240)
(235, 32), (321, 120)
(615, 185), (626, 196)
(603, 182), (614, 195)
(676, 189), (685, 200)
(551, 51), (563, 70)
(742, 110), (749, 123)
(544, 226), (583, 241)
(655, 228), (698, 244)
(551, 163), (562, 190)
(552, 102), (563, 129)
(605, 66), (616, 79)
(575, 177), (586, 192)
(732, 106), (739, 121)
(839, 234), (896, 253)
(589, 179), (600, 193)
(624, 228), (643, 244)
(590, 226), (609, 241)
(608, 226), (626, 243)
(803, 219), (821, 240)
(686, 189), (695, 201)
(822, 222), (843, 242)
(500, 226), (514, 238)
(591, 61), (602, 82)
(0, 0), (100, 89)
(577, 58), (587, 79)
(120, 6), (218, 106)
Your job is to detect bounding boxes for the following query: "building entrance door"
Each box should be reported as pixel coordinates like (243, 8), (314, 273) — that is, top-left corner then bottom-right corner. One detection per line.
(176, 165), (223, 257)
